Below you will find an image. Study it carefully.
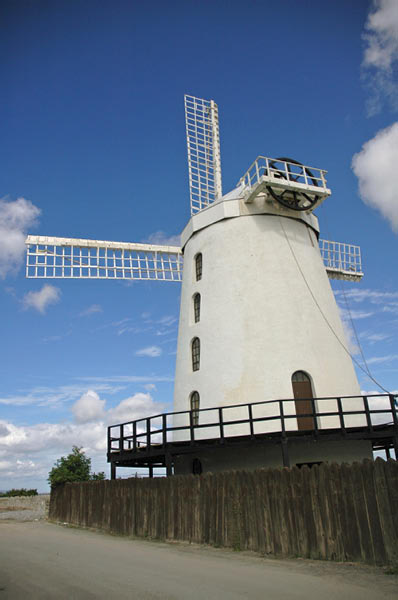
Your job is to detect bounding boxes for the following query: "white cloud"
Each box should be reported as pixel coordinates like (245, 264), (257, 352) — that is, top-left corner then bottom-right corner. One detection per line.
(366, 353), (398, 365)
(135, 345), (162, 357)
(144, 383), (157, 391)
(22, 284), (61, 314)
(0, 390), (166, 490)
(157, 315), (177, 327)
(0, 419), (107, 455)
(339, 308), (374, 320)
(71, 390), (106, 424)
(360, 331), (392, 343)
(79, 304), (103, 317)
(0, 197), (40, 278)
(339, 313), (359, 356)
(144, 231), (181, 247)
(107, 392), (162, 424)
(362, 0), (398, 114)
(352, 123), (398, 232)
(335, 288), (398, 303)
(0, 382), (126, 407)
(382, 304), (398, 314)
(0, 424), (9, 437)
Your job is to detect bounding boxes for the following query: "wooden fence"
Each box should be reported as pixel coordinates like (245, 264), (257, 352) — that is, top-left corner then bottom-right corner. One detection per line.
(49, 458), (398, 566)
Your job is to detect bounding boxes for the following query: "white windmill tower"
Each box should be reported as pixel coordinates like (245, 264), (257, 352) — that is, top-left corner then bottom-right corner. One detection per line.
(26, 94), (369, 474)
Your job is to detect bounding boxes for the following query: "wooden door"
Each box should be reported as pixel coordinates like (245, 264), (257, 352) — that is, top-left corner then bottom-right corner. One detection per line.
(292, 373), (314, 431)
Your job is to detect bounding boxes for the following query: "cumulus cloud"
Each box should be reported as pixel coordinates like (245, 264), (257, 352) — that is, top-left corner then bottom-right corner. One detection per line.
(107, 392), (161, 424)
(22, 284), (61, 314)
(0, 390), (165, 460)
(352, 123), (398, 232)
(135, 345), (162, 357)
(0, 197), (40, 278)
(71, 390), (106, 424)
(0, 389), (165, 489)
(0, 419), (107, 455)
(0, 424), (10, 437)
(144, 230), (181, 247)
(362, 0), (398, 115)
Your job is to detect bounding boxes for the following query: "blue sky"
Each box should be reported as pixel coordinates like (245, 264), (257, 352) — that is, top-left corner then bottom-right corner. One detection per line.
(1, 0), (397, 492)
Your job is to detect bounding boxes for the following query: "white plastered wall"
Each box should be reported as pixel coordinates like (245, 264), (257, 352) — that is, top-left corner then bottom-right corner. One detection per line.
(173, 195), (364, 441)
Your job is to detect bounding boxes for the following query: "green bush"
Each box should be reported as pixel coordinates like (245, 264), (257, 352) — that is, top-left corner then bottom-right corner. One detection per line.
(48, 446), (105, 488)
(0, 488), (38, 497)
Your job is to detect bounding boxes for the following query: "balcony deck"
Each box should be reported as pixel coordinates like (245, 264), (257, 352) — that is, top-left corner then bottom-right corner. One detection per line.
(107, 394), (398, 477)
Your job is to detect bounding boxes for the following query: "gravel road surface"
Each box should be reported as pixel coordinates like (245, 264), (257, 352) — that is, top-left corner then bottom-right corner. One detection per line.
(0, 521), (396, 599)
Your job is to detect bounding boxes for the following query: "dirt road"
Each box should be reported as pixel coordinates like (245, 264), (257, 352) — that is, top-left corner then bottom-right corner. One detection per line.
(0, 521), (396, 599)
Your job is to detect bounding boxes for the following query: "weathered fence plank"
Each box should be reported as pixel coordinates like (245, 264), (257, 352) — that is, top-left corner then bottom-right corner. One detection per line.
(49, 460), (398, 566)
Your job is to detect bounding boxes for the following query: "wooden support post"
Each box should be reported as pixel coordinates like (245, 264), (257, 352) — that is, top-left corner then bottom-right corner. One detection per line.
(149, 465), (153, 478)
(281, 439), (290, 468)
(110, 462), (116, 480)
(389, 395), (398, 459)
(162, 414), (167, 447)
(189, 410), (195, 445)
(337, 397), (346, 436)
(393, 436), (398, 460)
(363, 396), (373, 432)
(165, 453), (173, 477)
(248, 404), (255, 439)
(218, 407), (224, 443)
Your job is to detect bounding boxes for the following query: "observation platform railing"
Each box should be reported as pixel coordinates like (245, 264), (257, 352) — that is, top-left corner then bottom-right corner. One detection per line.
(108, 394), (398, 457)
(238, 156), (330, 199)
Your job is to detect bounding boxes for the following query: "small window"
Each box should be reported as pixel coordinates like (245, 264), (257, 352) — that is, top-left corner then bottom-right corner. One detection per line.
(292, 371), (310, 383)
(195, 253), (202, 281)
(192, 337), (200, 371)
(193, 293), (201, 323)
(190, 391), (200, 426)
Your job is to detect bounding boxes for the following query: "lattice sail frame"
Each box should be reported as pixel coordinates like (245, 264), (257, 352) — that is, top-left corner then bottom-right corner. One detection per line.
(25, 236), (183, 281)
(185, 95), (222, 215)
(25, 235), (362, 282)
(319, 239), (363, 281)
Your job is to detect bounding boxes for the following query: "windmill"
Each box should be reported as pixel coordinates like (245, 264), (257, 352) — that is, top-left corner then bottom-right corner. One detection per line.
(26, 95), (372, 474)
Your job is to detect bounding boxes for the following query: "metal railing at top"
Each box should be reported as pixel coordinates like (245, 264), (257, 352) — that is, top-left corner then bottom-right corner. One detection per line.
(238, 157), (328, 192)
(108, 394), (398, 455)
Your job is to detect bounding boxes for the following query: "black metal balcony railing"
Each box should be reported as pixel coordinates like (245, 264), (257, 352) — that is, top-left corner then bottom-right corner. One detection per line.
(108, 394), (398, 456)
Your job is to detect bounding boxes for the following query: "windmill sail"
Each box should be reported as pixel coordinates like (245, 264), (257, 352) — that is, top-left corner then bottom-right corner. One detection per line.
(25, 235), (183, 281)
(184, 95), (222, 215)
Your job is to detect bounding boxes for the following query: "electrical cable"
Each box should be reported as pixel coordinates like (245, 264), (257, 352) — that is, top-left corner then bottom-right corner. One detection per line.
(278, 216), (391, 394)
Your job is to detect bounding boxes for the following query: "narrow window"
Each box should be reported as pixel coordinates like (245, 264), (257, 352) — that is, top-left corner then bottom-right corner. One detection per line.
(190, 391), (200, 426)
(192, 337), (200, 371)
(195, 253), (202, 281)
(193, 293), (201, 323)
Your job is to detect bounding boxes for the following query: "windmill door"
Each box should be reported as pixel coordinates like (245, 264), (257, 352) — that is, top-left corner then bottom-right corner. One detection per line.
(292, 371), (315, 430)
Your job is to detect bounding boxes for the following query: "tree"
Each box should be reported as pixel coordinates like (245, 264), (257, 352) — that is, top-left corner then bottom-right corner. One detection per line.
(48, 446), (105, 488)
